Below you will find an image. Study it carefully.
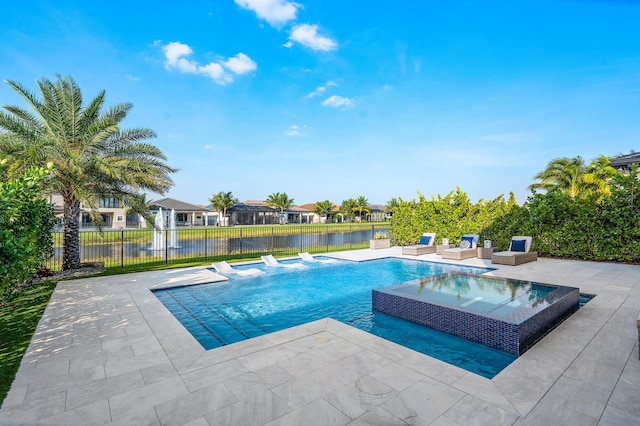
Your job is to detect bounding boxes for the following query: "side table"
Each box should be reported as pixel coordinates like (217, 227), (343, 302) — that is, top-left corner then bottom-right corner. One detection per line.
(477, 247), (498, 259)
(436, 244), (452, 255)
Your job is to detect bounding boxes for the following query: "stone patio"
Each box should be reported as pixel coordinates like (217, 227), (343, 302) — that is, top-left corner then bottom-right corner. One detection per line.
(1, 247), (639, 425)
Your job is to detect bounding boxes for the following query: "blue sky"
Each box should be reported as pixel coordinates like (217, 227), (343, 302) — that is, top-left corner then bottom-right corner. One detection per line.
(2, 1), (640, 206)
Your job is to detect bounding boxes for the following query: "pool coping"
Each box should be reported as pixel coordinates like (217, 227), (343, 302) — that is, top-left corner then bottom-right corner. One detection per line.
(1, 247), (639, 424)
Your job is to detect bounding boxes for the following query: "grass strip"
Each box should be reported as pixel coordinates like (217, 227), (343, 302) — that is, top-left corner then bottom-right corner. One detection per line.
(0, 280), (58, 406)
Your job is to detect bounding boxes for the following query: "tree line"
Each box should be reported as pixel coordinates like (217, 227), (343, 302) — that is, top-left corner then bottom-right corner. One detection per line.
(209, 191), (375, 224)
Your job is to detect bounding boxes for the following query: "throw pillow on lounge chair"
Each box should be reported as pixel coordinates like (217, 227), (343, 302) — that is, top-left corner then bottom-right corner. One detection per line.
(402, 232), (437, 255)
(491, 236), (537, 266)
(441, 234), (479, 260)
(510, 239), (527, 252)
(461, 235), (475, 249)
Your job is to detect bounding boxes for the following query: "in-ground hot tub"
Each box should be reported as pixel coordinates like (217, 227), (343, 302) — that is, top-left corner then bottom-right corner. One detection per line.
(372, 272), (580, 355)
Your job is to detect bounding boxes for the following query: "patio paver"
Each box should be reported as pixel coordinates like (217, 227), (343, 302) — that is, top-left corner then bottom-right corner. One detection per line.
(1, 247), (639, 425)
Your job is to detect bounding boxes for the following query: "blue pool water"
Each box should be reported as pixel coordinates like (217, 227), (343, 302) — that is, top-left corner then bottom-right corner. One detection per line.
(154, 257), (521, 378)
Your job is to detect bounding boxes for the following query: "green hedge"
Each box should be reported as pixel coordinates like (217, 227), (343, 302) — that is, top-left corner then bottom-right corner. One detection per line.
(391, 169), (640, 263)
(389, 187), (518, 247)
(0, 161), (55, 302)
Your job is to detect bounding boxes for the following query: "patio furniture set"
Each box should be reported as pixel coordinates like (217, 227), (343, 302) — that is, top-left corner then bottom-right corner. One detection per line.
(401, 233), (538, 265)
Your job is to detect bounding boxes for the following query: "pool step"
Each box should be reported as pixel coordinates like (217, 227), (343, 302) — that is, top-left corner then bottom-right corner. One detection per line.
(154, 291), (227, 348)
(190, 288), (266, 343)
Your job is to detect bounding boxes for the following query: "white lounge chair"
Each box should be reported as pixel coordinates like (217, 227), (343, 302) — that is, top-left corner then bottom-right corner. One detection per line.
(442, 234), (480, 260)
(212, 261), (264, 276)
(261, 255), (307, 269)
(298, 252), (338, 263)
(402, 232), (436, 255)
(491, 236), (538, 265)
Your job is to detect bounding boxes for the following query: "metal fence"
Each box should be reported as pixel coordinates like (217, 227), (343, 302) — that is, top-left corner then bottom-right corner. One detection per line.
(48, 224), (389, 270)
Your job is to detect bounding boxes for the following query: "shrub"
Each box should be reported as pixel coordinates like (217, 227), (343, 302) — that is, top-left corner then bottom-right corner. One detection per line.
(390, 188), (516, 246)
(0, 160), (56, 302)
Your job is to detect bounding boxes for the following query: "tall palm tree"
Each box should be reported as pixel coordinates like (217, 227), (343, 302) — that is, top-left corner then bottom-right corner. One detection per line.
(0, 75), (177, 270)
(353, 195), (370, 222)
(209, 191), (238, 226)
(265, 192), (294, 224)
(529, 155), (617, 199)
(312, 200), (334, 223)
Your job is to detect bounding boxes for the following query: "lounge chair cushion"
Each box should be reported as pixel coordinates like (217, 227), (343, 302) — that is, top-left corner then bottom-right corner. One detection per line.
(419, 235), (432, 245)
(511, 239), (527, 252)
(461, 236), (474, 249)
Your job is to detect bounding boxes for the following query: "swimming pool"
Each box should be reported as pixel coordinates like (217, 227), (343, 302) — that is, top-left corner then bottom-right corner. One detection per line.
(154, 257), (520, 378)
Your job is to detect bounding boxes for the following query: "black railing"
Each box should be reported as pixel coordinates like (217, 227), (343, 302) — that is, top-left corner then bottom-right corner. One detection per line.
(48, 224), (389, 271)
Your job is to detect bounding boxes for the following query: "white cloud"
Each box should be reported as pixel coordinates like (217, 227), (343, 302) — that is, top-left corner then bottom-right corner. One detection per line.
(235, 0), (300, 26)
(306, 80), (337, 98)
(163, 42), (196, 70)
(288, 24), (337, 51)
(322, 95), (355, 109)
(161, 42), (256, 85)
(284, 124), (306, 136)
(199, 63), (229, 82)
(306, 86), (325, 99)
(223, 53), (257, 74)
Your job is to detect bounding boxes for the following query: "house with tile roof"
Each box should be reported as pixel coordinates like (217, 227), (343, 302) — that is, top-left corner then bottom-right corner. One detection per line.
(297, 203), (340, 224)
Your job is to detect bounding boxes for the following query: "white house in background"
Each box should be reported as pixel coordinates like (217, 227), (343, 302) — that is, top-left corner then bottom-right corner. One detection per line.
(147, 198), (215, 227)
(47, 194), (215, 230)
(47, 194), (135, 230)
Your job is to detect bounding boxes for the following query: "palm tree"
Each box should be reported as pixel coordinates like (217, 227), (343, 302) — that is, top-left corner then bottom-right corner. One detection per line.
(313, 200), (334, 223)
(529, 156), (587, 199)
(529, 155), (617, 199)
(584, 155), (617, 197)
(353, 195), (370, 222)
(0, 75), (177, 270)
(340, 198), (357, 222)
(209, 191), (238, 226)
(385, 197), (400, 215)
(265, 192), (294, 224)
(124, 194), (154, 228)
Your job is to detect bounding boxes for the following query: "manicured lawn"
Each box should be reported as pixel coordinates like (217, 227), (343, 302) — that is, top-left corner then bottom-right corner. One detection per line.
(0, 280), (58, 406)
